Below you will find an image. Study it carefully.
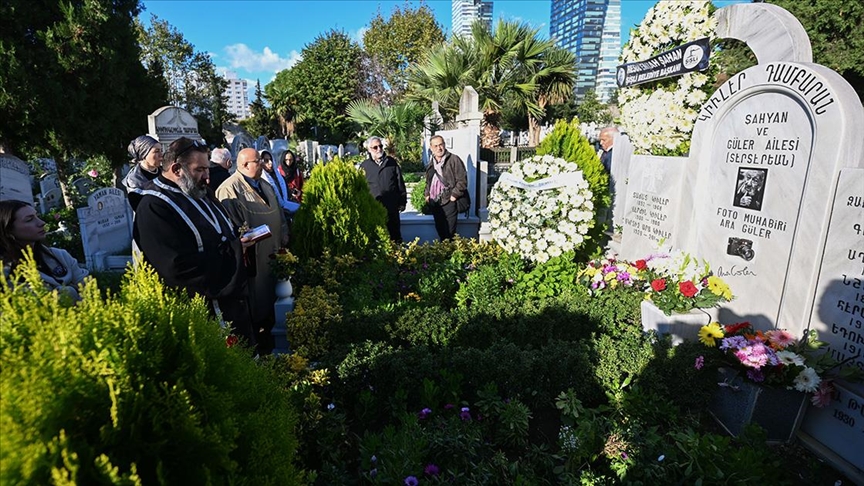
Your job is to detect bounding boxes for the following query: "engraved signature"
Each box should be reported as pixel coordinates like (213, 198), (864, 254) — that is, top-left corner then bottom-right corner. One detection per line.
(716, 265), (757, 278)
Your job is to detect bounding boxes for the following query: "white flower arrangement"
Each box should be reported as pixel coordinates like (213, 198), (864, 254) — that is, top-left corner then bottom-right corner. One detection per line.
(487, 155), (594, 263)
(618, 0), (717, 155)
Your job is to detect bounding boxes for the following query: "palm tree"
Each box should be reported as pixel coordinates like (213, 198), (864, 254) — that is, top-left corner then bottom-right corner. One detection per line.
(407, 19), (576, 148)
(347, 99), (431, 161)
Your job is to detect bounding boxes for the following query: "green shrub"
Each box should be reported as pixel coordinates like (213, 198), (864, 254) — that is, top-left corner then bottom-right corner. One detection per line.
(409, 177), (427, 212)
(454, 252), (526, 310)
(290, 158), (388, 260)
(385, 306), (460, 347)
(514, 252), (583, 300)
(286, 285), (342, 361)
(536, 118), (611, 258)
(0, 260), (301, 485)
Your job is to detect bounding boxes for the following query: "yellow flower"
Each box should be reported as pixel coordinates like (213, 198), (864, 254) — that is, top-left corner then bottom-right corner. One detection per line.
(604, 272), (617, 281)
(583, 267), (598, 277)
(699, 322), (724, 347)
(706, 276), (732, 300)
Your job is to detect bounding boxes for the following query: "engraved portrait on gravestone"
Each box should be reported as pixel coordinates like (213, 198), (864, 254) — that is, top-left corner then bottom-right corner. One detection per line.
(733, 168), (767, 210)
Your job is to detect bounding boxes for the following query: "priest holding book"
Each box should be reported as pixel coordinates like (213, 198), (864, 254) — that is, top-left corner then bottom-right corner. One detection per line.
(216, 147), (288, 355)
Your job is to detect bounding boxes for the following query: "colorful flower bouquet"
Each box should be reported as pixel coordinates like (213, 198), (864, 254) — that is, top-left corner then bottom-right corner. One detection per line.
(578, 255), (644, 293)
(641, 249), (733, 315)
(697, 322), (843, 407)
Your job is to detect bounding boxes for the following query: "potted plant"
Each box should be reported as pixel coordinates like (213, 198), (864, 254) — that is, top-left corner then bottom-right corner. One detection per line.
(270, 248), (298, 299)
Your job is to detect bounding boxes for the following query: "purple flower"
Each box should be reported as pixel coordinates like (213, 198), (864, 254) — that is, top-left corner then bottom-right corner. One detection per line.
(444, 403), (454, 410)
(424, 463), (440, 476)
(621, 452), (629, 460)
(460, 407), (472, 421)
(371, 455), (378, 464)
(616, 271), (631, 282)
(694, 355), (704, 370)
(404, 475), (418, 486)
(746, 368), (765, 382)
(720, 336), (748, 351)
(418, 407), (432, 419)
(370, 468), (378, 478)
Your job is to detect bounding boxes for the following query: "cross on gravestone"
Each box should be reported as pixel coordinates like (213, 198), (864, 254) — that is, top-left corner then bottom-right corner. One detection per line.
(0, 153), (34, 204)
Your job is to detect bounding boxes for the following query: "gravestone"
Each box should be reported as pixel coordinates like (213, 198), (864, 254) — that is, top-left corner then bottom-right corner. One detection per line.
(71, 177), (97, 198)
(0, 153), (33, 204)
(39, 173), (60, 196)
(230, 132), (255, 160)
(619, 155), (686, 261)
(39, 189), (64, 213)
(610, 134), (635, 231)
(76, 187), (133, 270)
(148, 106), (201, 147)
(669, 4), (864, 480)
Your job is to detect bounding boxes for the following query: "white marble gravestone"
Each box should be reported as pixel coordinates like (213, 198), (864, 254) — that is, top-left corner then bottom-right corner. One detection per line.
(77, 187), (133, 270)
(619, 155), (686, 261)
(148, 106), (201, 146)
(610, 134), (635, 232)
(0, 153), (33, 204)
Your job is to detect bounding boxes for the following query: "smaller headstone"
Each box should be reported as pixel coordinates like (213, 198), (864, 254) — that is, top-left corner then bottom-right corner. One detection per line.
(71, 177), (97, 198)
(148, 106), (201, 147)
(230, 133), (255, 159)
(39, 188), (64, 213)
(76, 188), (133, 270)
(39, 173), (60, 196)
(455, 86), (483, 127)
(255, 136), (271, 152)
(619, 155), (686, 260)
(0, 153), (34, 204)
(610, 134), (635, 231)
(338, 144), (345, 159)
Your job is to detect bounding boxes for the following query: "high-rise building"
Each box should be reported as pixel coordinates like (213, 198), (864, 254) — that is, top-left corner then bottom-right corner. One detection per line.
(452, 0), (493, 38)
(550, 0), (621, 103)
(222, 70), (251, 120)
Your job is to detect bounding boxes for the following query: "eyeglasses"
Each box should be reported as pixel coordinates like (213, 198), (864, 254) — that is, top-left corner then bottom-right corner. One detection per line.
(175, 138), (208, 158)
(369, 144), (382, 150)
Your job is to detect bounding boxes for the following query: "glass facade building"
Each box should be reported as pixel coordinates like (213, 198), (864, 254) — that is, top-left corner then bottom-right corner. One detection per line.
(550, 0), (621, 102)
(452, 0), (493, 38)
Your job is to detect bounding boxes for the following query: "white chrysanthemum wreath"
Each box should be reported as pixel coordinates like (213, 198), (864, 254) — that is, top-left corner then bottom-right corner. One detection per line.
(618, 0), (717, 155)
(487, 155), (594, 263)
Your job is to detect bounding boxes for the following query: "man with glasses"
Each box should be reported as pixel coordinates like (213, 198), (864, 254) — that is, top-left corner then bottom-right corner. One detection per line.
(216, 147), (287, 355)
(133, 137), (255, 347)
(359, 136), (407, 242)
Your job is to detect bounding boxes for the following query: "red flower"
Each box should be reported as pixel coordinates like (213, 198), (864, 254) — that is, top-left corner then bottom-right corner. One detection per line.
(724, 321), (751, 335)
(651, 279), (667, 292)
(226, 335), (239, 348)
(634, 259), (647, 271)
(679, 281), (698, 297)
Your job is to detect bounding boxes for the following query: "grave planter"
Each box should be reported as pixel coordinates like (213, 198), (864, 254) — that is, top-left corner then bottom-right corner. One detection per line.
(272, 279), (294, 355)
(709, 367), (808, 443)
(640, 300), (712, 345)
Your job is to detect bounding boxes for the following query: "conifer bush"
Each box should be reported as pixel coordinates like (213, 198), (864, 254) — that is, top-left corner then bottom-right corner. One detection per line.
(536, 118), (611, 257)
(290, 158), (388, 260)
(0, 260), (301, 485)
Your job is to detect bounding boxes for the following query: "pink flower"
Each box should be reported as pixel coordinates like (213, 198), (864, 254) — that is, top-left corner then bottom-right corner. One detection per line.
(694, 356), (704, 370)
(87, 169), (99, 178)
(734, 342), (770, 368)
(766, 330), (796, 349)
(810, 380), (834, 408)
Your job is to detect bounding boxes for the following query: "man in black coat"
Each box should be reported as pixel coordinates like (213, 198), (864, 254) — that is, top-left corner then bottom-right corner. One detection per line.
(207, 147), (232, 192)
(359, 136), (407, 242)
(133, 137), (254, 347)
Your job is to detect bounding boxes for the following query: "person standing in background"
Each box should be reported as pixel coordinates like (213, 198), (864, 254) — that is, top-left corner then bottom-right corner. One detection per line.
(360, 136), (407, 243)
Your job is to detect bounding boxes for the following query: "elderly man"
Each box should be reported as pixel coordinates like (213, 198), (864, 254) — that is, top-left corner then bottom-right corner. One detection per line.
(598, 126), (618, 174)
(208, 147), (232, 191)
(216, 148), (287, 355)
(424, 135), (468, 241)
(359, 136), (407, 242)
(133, 137), (253, 346)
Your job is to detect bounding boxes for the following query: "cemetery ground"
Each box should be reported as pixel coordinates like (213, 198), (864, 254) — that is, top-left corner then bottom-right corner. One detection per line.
(1, 238), (855, 485)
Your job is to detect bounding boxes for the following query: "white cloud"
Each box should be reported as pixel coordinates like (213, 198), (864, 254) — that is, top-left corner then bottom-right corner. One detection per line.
(352, 26), (368, 47)
(223, 44), (301, 74)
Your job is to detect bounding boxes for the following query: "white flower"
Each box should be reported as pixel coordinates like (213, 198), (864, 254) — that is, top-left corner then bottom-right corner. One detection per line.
(776, 351), (805, 366)
(793, 367), (822, 393)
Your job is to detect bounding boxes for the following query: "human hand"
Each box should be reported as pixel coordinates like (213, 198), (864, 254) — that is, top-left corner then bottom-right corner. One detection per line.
(240, 236), (255, 251)
(425, 195), (430, 203)
(450, 196), (457, 202)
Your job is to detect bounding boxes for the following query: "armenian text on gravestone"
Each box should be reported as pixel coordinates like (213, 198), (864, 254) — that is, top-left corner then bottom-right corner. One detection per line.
(810, 169), (864, 373)
(693, 66), (820, 327)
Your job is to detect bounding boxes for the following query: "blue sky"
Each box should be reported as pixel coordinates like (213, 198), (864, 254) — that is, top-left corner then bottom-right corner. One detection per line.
(139, 0), (742, 90)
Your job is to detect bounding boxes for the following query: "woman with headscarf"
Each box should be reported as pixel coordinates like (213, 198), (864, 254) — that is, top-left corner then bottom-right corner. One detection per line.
(1, 200), (89, 301)
(259, 149), (293, 212)
(278, 150), (304, 203)
(122, 135), (163, 195)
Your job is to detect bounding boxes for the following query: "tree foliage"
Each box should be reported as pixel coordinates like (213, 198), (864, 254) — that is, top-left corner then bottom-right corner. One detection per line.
(244, 79), (273, 138)
(271, 30), (363, 144)
(767, 0), (864, 101)
(0, 0), (164, 201)
(408, 20), (575, 148)
(347, 99), (431, 165)
(363, 2), (445, 101)
(136, 15), (231, 145)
